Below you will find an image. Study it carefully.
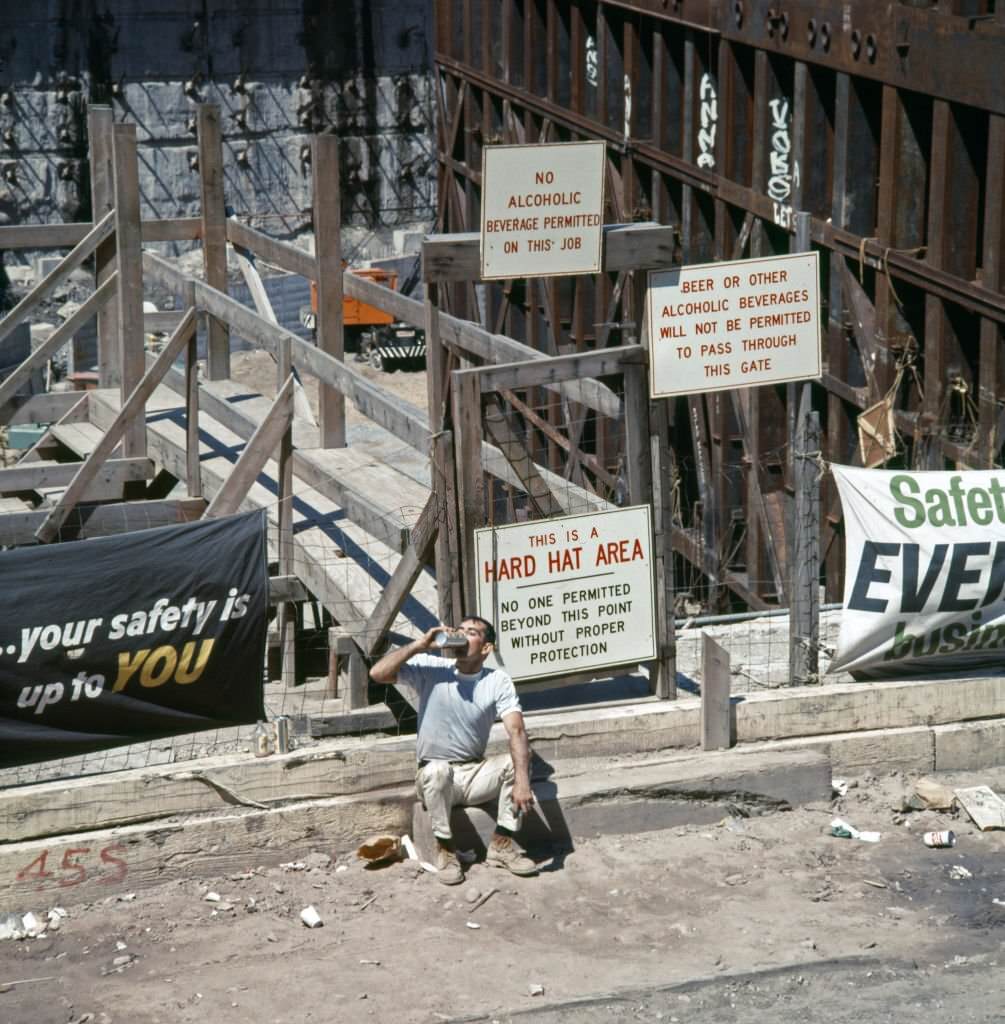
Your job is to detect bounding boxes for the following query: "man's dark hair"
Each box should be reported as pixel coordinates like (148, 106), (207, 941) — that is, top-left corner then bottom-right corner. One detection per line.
(461, 614), (496, 646)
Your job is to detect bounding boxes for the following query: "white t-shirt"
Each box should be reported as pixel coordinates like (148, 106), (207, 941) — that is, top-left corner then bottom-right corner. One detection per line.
(398, 653), (521, 763)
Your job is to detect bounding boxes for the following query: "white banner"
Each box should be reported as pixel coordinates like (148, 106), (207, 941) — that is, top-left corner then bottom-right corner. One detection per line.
(831, 466), (1005, 678)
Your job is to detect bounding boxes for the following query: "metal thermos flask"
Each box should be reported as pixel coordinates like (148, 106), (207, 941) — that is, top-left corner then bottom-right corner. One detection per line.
(433, 629), (468, 651)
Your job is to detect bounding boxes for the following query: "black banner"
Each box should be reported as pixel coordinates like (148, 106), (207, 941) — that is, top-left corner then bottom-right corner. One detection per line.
(0, 510), (268, 767)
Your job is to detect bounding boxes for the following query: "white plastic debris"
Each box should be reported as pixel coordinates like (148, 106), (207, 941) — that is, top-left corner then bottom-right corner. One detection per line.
(528, 983), (545, 997)
(204, 892), (221, 903)
(21, 912), (44, 937)
(832, 779), (849, 797)
(400, 834), (419, 861)
(281, 861), (308, 872)
(117, 893), (136, 902)
(300, 905), (323, 928)
(0, 913), (23, 941)
(465, 921), (481, 929)
(830, 818), (881, 843)
(949, 865), (973, 880)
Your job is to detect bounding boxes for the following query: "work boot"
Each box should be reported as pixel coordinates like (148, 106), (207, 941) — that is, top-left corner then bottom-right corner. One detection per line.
(486, 836), (538, 876)
(435, 843), (464, 886)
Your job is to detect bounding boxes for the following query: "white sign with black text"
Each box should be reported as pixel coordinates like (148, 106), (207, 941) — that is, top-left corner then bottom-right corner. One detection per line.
(480, 141), (606, 280)
(474, 506), (656, 682)
(647, 251), (821, 398)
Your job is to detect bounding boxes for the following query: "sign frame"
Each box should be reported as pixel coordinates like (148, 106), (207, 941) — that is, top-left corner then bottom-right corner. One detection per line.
(647, 250), (822, 399)
(479, 140), (606, 281)
(474, 504), (657, 683)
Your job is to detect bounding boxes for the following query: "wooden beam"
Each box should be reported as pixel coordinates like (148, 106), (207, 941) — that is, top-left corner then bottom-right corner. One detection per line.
(88, 106), (119, 387)
(34, 307), (198, 543)
(701, 632), (732, 751)
(0, 456), (153, 494)
(225, 218), (316, 280)
(268, 574), (308, 605)
(112, 122), (146, 459)
(0, 218), (200, 249)
(204, 374), (295, 519)
(0, 498), (206, 547)
(313, 132), (346, 448)
(421, 223), (677, 281)
(0, 274), (118, 410)
(482, 398), (563, 517)
(459, 345), (644, 393)
(141, 217), (201, 242)
(0, 210), (115, 351)
(198, 104), (230, 380)
(451, 369), (484, 610)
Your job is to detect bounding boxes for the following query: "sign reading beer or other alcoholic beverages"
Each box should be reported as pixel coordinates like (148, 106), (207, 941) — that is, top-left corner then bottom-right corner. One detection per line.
(830, 466), (1005, 678)
(480, 141), (606, 280)
(647, 251), (821, 398)
(0, 511), (268, 767)
(474, 505), (656, 682)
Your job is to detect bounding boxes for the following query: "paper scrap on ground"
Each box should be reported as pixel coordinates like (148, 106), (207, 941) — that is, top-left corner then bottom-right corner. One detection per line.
(830, 818), (882, 843)
(954, 786), (1005, 831)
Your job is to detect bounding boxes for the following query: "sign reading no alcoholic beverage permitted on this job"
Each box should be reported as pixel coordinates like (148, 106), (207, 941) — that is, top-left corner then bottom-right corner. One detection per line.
(647, 252), (821, 398)
(480, 141), (605, 280)
(474, 506), (656, 682)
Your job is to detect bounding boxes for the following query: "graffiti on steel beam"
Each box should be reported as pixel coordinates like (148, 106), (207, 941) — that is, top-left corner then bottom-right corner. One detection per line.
(697, 73), (717, 170)
(585, 36), (599, 88)
(767, 96), (799, 230)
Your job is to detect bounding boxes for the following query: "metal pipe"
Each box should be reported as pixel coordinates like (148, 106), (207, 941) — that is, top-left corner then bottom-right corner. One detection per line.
(676, 603), (842, 630)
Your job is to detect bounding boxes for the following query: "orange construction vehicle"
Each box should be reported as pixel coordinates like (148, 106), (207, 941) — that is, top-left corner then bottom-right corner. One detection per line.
(300, 266), (425, 372)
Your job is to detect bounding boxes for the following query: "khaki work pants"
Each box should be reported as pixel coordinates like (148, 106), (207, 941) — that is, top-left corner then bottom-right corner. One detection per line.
(416, 755), (518, 840)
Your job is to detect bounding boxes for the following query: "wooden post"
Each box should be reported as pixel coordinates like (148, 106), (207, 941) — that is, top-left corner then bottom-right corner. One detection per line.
(622, 361), (651, 506)
(451, 368), (484, 612)
(197, 104), (230, 380)
(701, 632), (732, 750)
(88, 105), (118, 386)
(333, 634), (369, 711)
(182, 280), (201, 498)
(111, 122), (146, 459)
(433, 430), (463, 626)
(313, 133), (346, 448)
(789, 211), (820, 685)
(277, 329), (296, 689)
(650, 407), (677, 700)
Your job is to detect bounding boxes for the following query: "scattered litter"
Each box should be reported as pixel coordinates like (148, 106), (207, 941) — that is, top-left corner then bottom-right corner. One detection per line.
(832, 779), (849, 797)
(469, 888), (498, 913)
(528, 983), (545, 997)
(0, 914), (23, 941)
(280, 862), (307, 872)
(356, 836), (402, 869)
(949, 865), (973, 880)
(359, 959), (381, 966)
(862, 879), (887, 889)
(203, 892), (221, 903)
(0, 976), (55, 989)
(922, 830), (956, 849)
(955, 786), (1005, 831)
(21, 913), (44, 938)
(419, 861), (439, 874)
(992, 899), (1005, 908)
(300, 905), (323, 928)
(229, 871), (255, 882)
(117, 893), (136, 902)
(830, 818), (881, 843)
(465, 921), (481, 929)
(115, 941), (128, 951)
(400, 835), (419, 861)
(112, 954), (134, 968)
(358, 894), (378, 912)
(335, 865), (348, 874)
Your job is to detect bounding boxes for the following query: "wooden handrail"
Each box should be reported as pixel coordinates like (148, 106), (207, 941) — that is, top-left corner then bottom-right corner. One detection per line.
(34, 306), (198, 543)
(0, 216), (200, 249)
(0, 273), (118, 410)
(0, 209), (115, 349)
(226, 218), (315, 279)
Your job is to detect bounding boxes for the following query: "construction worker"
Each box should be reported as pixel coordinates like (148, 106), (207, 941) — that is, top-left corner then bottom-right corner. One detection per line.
(369, 616), (538, 885)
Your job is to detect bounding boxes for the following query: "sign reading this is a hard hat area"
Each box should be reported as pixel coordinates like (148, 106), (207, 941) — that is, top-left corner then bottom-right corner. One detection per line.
(647, 251), (821, 398)
(480, 141), (606, 281)
(474, 506), (656, 682)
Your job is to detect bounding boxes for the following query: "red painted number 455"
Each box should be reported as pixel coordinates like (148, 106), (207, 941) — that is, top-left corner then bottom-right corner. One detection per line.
(15, 844), (128, 889)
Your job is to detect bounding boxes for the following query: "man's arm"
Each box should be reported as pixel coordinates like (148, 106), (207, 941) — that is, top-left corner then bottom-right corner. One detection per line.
(502, 710), (534, 815)
(369, 625), (441, 683)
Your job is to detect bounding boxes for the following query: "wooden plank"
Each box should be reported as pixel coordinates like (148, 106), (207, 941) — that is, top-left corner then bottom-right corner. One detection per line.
(268, 575), (308, 604)
(34, 308), (197, 543)
(204, 374), (295, 519)
(649, 402), (676, 701)
(623, 362), (651, 507)
(452, 369), (484, 611)
(275, 329), (296, 688)
(88, 106), (119, 388)
(462, 345), (644, 393)
(183, 281), (201, 500)
(7, 391), (83, 425)
(190, 275), (432, 453)
(313, 133), (346, 448)
(112, 123), (146, 459)
(0, 498), (206, 547)
(225, 218), (316, 280)
(198, 104), (230, 380)
(701, 632), (732, 751)
(0, 209), (115, 351)
(421, 223), (677, 281)
(144, 311), (185, 333)
(0, 217), (200, 249)
(0, 457), (153, 494)
(140, 217), (201, 242)
(482, 397), (563, 517)
(0, 274), (118, 410)
(790, 401), (820, 686)
(432, 430), (462, 625)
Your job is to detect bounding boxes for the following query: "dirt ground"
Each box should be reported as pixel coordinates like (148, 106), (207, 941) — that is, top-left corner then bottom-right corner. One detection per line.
(3, 766), (1004, 1024)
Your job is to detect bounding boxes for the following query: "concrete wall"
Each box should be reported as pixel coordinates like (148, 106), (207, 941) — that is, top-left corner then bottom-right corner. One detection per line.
(0, 1), (436, 261)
